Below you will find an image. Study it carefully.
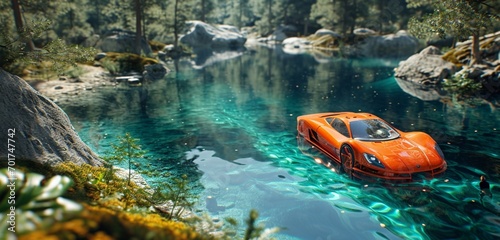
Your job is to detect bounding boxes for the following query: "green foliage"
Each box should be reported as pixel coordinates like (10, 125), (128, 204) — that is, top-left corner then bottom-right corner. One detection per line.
(244, 209), (261, 240)
(243, 209), (280, 240)
(219, 0), (254, 29)
(310, 0), (342, 32)
(62, 65), (85, 79)
(105, 133), (146, 186)
(252, 0), (278, 36)
(0, 17), (96, 74)
(147, 174), (198, 220)
(407, 0), (500, 40)
(442, 72), (483, 98)
(100, 58), (121, 74)
(0, 168), (81, 238)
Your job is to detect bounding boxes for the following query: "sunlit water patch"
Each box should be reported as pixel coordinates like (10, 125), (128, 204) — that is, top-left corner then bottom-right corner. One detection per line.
(62, 47), (500, 239)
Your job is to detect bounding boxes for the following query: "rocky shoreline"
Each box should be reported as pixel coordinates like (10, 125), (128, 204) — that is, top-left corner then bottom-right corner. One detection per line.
(27, 65), (112, 104)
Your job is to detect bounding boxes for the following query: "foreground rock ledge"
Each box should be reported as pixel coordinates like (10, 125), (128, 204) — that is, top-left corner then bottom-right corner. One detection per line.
(0, 68), (103, 167)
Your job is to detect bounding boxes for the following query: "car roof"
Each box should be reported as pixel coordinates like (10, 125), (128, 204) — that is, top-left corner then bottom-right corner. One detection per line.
(322, 112), (380, 123)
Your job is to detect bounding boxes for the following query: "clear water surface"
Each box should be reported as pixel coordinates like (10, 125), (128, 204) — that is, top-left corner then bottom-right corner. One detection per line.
(60, 46), (500, 240)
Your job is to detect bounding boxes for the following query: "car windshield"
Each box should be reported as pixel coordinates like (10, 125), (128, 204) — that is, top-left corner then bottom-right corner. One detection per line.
(350, 119), (400, 141)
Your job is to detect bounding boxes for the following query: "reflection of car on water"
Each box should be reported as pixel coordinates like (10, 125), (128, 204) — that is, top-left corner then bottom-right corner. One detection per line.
(297, 112), (447, 181)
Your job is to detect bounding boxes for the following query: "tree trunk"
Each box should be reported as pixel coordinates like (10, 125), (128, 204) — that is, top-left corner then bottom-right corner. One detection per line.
(174, 0), (179, 48)
(11, 0), (35, 51)
(94, 0), (101, 34)
(470, 32), (481, 65)
(200, 0), (206, 22)
(267, 0), (272, 35)
(238, 0), (243, 29)
(135, 0), (142, 55)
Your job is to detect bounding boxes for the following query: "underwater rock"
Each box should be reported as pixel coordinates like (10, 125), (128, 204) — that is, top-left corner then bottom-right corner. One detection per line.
(0, 69), (104, 167)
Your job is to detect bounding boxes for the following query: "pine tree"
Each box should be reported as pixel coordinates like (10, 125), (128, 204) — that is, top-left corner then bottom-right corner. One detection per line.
(106, 133), (146, 186)
(407, 0), (500, 65)
(1, 0), (96, 73)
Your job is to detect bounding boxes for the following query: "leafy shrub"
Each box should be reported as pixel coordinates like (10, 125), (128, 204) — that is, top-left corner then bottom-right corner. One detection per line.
(61, 65), (85, 79)
(100, 57), (121, 74)
(20, 204), (205, 240)
(0, 168), (81, 238)
(442, 72), (483, 98)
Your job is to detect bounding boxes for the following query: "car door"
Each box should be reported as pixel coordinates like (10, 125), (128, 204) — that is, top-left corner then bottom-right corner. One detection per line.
(318, 117), (351, 160)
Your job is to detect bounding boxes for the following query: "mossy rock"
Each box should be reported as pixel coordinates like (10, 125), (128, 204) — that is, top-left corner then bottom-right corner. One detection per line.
(149, 40), (167, 52)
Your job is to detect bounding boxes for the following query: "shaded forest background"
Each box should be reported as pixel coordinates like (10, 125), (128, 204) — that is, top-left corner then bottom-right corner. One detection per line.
(0, 0), (452, 49)
(1, 0), (499, 71)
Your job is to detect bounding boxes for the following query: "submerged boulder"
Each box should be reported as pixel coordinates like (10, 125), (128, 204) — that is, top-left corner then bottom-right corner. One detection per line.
(0, 69), (103, 167)
(180, 21), (246, 50)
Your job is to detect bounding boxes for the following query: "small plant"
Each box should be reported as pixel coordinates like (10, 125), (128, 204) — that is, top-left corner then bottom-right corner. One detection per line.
(147, 174), (198, 220)
(0, 168), (81, 238)
(61, 65), (85, 79)
(100, 58), (121, 75)
(105, 133), (146, 186)
(244, 209), (281, 240)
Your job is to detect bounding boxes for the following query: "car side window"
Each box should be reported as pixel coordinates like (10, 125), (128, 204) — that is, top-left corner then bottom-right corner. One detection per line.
(331, 118), (350, 137)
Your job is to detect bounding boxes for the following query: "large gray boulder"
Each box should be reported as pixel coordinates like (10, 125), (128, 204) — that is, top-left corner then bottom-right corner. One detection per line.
(180, 21), (246, 50)
(348, 30), (421, 58)
(394, 46), (458, 85)
(0, 69), (103, 167)
(87, 29), (153, 55)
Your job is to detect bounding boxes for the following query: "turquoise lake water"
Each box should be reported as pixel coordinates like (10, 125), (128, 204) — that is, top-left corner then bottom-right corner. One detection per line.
(60, 46), (500, 239)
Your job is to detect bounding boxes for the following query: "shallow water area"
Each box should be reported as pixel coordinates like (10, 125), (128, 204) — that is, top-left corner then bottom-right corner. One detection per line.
(61, 46), (500, 239)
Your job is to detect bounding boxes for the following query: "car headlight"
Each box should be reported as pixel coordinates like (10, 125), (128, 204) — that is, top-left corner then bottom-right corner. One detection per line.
(363, 153), (385, 168)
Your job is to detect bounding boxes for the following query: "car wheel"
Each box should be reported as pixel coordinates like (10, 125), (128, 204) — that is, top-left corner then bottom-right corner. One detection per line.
(340, 144), (355, 177)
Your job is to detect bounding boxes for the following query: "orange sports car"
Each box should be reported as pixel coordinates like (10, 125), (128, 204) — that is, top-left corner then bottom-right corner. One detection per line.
(297, 112), (447, 181)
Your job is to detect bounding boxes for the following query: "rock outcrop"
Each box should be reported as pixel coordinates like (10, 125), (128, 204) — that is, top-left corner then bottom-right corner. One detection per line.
(395, 32), (500, 100)
(282, 37), (311, 54)
(254, 25), (299, 44)
(85, 29), (153, 56)
(394, 46), (458, 85)
(277, 29), (419, 58)
(0, 69), (103, 167)
(347, 30), (420, 58)
(180, 21), (246, 50)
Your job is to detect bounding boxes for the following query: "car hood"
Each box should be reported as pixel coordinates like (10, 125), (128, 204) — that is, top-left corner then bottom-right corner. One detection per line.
(362, 137), (441, 172)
